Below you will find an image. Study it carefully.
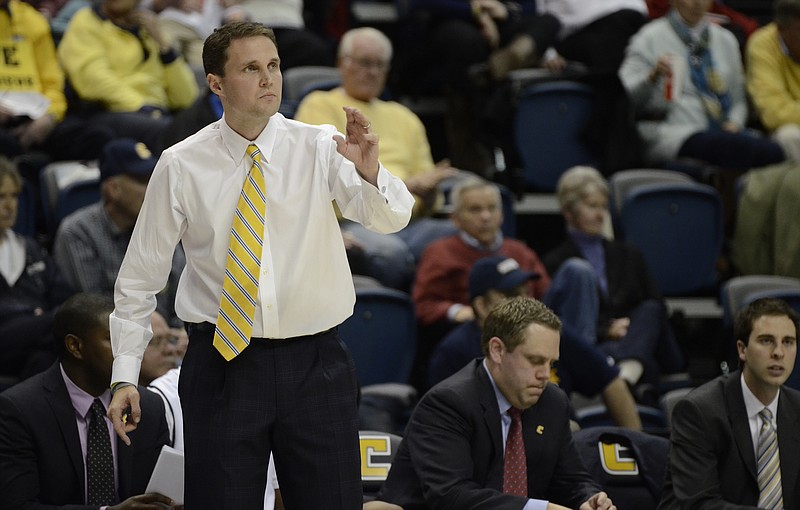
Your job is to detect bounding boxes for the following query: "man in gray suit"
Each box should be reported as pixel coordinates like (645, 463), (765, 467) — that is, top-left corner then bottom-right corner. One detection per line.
(659, 297), (800, 509)
(375, 297), (615, 510)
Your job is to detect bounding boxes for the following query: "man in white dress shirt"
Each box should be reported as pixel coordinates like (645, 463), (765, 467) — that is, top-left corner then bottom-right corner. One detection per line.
(107, 21), (414, 509)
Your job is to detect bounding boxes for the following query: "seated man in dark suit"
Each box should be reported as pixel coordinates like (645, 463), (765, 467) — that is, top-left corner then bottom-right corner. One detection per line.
(428, 256), (641, 430)
(375, 296), (616, 510)
(658, 297), (800, 509)
(0, 292), (178, 509)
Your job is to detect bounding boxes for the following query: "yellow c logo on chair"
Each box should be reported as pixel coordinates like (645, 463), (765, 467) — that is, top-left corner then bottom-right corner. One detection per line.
(360, 435), (393, 480)
(598, 441), (639, 476)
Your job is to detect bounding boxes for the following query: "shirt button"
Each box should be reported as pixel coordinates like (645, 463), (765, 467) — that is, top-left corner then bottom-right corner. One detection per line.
(381, 186), (386, 193)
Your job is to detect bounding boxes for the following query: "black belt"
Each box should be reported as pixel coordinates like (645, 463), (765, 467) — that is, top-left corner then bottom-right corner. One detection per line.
(186, 322), (334, 341)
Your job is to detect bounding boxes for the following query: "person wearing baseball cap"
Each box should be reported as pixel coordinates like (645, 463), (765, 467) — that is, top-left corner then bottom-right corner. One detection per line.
(53, 138), (187, 383)
(428, 255), (642, 430)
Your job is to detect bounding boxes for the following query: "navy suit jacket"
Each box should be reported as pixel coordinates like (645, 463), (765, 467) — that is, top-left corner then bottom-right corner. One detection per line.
(658, 370), (800, 509)
(377, 359), (600, 509)
(0, 363), (169, 510)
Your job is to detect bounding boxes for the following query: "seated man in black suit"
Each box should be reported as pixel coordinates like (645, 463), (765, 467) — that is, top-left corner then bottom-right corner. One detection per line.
(375, 296), (616, 510)
(0, 292), (178, 509)
(428, 256), (641, 430)
(658, 297), (800, 509)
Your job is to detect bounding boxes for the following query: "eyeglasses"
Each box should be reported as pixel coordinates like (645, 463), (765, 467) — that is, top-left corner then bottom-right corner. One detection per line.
(149, 334), (179, 348)
(345, 56), (389, 71)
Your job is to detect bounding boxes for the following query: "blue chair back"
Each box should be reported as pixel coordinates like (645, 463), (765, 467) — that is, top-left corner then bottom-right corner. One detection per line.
(279, 65), (341, 118)
(359, 429), (403, 499)
(39, 161), (100, 238)
(574, 404), (668, 436)
(573, 426), (670, 510)
(608, 169), (694, 238)
(339, 288), (416, 387)
(720, 275), (800, 328)
(514, 81), (595, 192)
(53, 179), (100, 227)
(13, 179), (37, 237)
(620, 182), (722, 296)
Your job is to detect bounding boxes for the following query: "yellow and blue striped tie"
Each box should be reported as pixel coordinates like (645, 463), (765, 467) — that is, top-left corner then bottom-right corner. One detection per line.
(757, 408), (783, 510)
(213, 144), (266, 361)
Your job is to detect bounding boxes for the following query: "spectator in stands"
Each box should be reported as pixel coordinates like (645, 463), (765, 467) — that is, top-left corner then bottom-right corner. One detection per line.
(0, 293), (176, 509)
(544, 166), (685, 389)
(658, 297), (800, 508)
(230, 0), (334, 70)
(138, 312), (182, 386)
(374, 297), (615, 509)
(402, 0), (561, 175)
(143, 0), (242, 68)
(619, 0), (785, 171)
(727, 0), (800, 281)
(535, 0), (649, 174)
(428, 255), (643, 429)
(540, 0), (648, 74)
(646, 0), (760, 47)
(53, 138), (186, 330)
(57, 0), (199, 151)
(412, 175), (599, 389)
(295, 27), (458, 289)
(0, 0), (113, 162)
(746, 0), (800, 163)
(0, 157), (74, 380)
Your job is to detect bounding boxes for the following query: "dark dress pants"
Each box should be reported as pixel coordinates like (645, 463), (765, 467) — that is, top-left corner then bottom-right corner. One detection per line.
(180, 324), (363, 509)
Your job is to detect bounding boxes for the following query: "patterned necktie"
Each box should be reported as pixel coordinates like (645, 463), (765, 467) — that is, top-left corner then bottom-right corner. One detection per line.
(503, 407), (527, 497)
(757, 408), (783, 510)
(86, 399), (116, 505)
(213, 144), (266, 361)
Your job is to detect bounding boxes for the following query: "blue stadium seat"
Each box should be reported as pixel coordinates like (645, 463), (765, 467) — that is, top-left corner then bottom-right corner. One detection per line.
(279, 65), (341, 118)
(574, 404), (668, 436)
(13, 179), (37, 237)
(339, 287), (416, 387)
(608, 169), (694, 237)
(513, 80), (596, 192)
(39, 161), (100, 238)
(573, 426), (670, 510)
(619, 182), (723, 296)
(359, 429), (403, 501)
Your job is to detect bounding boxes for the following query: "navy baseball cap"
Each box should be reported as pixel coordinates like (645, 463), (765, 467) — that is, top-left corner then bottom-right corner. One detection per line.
(468, 256), (538, 300)
(99, 138), (157, 182)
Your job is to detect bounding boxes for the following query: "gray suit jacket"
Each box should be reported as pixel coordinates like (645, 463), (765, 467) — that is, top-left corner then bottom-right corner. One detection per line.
(377, 359), (600, 509)
(0, 363), (169, 510)
(658, 370), (800, 509)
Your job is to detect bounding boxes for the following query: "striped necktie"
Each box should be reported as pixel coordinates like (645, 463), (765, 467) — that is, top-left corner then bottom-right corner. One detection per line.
(503, 407), (527, 497)
(213, 144), (266, 361)
(757, 408), (783, 510)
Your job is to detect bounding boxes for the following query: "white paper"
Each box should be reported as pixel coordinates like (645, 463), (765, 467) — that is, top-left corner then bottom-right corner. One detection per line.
(145, 445), (184, 504)
(0, 91), (51, 119)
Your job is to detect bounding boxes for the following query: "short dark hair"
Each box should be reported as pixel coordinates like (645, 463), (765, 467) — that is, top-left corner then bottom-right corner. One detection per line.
(203, 21), (278, 77)
(53, 293), (114, 358)
(481, 296), (561, 355)
(734, 297), (799, 346)
(776, 0), (800, 26)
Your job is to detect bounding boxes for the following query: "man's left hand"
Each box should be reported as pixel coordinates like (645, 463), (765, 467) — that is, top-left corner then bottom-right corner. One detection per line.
(581, 491), (616, 510)
(334, 106), (380, 186)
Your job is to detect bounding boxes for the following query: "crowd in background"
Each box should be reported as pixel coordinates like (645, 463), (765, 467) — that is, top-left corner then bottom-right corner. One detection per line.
(2, 0), (800, 507)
